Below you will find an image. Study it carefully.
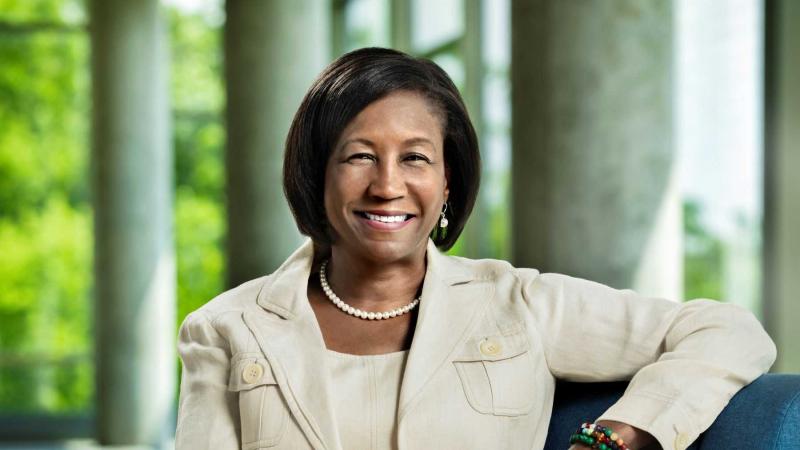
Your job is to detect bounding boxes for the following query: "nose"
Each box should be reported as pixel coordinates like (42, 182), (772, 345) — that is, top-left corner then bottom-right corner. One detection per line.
(367, 160), (405, 200)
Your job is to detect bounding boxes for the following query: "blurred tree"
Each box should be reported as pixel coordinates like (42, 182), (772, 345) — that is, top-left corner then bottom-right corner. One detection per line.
(166, 2), (226, 325)
(0, 0), (91, 413)
(0, 0), (228, 415)
(683, 199), (724, 300)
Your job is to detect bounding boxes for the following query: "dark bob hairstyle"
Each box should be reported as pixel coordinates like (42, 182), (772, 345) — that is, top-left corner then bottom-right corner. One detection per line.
(283, 47), (480, 251)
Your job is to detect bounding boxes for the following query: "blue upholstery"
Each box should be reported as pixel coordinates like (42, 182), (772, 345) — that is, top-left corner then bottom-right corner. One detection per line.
(544, 374), (800, 449)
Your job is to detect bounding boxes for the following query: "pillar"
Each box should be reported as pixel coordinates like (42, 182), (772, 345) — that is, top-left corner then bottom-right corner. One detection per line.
(90, 0), (174, 446)
(458, 0), (491, 258)
(763, 0), (800, 373)
(225, 0), (330, 287)
(510, 0), (681, 298)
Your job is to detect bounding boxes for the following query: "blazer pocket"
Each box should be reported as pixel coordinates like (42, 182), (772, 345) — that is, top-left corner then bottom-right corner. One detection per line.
(453, 331), (537, 416)
(228, 354), (288, 449)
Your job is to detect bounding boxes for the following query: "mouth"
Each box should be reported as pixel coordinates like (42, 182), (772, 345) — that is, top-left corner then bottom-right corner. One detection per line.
(354, 210), (416, 230)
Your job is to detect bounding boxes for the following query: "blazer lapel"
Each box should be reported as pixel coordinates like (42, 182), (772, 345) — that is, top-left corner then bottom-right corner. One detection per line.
(242, 239), (494, 448)
(397, 240), (495, 419)
(244, 240), (342, 450)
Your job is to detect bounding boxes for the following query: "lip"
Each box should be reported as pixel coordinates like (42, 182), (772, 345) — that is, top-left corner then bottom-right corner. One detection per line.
(360, 209), (414, 216)
(354, 210), (416, 231)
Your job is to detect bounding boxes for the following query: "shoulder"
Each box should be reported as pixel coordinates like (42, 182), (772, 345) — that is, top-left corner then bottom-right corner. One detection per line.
(178, 272), (287, 354)
(187, 273), (275, 325)
(441, 253), (542, 285)
(441, 253), (615, 304)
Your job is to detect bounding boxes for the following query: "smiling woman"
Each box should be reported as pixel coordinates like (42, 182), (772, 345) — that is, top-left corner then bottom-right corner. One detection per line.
(324, 91), (449, 264)
(282, 48), (480, 254)
(175, 48), (776, 450)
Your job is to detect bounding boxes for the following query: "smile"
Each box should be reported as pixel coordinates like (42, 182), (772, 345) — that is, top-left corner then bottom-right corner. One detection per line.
(364, 212), (408, 222)
(355, 211), (415, 230)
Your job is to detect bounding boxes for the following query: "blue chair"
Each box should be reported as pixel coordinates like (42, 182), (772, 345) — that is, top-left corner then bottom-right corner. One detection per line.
(544, 374), (800, 449)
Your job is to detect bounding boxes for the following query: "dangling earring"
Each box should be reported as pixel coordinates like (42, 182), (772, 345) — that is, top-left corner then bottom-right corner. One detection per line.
(439, 203), (449, 228)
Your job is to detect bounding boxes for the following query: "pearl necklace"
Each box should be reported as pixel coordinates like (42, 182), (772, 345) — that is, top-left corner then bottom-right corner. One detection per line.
(319, 260), (420, 320)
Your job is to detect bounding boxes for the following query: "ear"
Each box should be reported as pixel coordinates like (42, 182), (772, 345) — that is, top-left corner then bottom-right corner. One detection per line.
(444, 165), (451, 201)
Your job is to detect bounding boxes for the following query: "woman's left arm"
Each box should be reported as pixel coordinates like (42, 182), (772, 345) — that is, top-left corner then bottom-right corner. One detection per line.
(519, 270), (777, 450)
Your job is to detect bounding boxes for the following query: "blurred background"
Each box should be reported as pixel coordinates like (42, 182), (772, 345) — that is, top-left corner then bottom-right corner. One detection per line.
(0, 0), (797, 448)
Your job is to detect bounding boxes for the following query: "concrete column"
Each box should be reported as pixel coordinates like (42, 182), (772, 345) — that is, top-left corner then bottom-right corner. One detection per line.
(89, 0), (174, 446)
(225, 0), (329, 287)
(763, 0), (800, 373)
(511, 0), (681, 298)
(390, 0), (412, 52)
(457, 0), (490, 258)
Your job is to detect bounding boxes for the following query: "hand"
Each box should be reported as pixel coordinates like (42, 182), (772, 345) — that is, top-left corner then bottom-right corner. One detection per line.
(596, 420), (658, 449)
(567, 420), (659, 450)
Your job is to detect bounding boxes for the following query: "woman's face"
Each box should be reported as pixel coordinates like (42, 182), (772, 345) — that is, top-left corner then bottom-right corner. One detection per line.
(324, 90), (449, 264)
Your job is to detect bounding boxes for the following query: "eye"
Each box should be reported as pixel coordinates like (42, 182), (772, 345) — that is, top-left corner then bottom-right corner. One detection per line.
(405, 153), (432, 163)
(347, 153), (376, 163)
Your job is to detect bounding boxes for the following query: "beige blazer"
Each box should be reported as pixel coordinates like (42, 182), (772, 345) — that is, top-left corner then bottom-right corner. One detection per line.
(175, 239), (775, 450)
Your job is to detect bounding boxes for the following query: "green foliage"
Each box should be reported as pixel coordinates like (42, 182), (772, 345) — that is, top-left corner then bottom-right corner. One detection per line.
(0, 0), (92, 413)
(167, 3), (226, 327)
(175, 187), (224, 325)
(0, 0), (77, 22)
(0, 198), (92, 412)
(0, 0), (228, 414)
(683, 199), (724, 300)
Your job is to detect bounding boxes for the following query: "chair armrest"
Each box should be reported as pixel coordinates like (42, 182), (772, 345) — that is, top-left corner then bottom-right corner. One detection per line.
(544, 373), (800, 450)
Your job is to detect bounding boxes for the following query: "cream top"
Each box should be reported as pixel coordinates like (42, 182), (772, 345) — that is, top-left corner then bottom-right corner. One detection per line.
(326, 349), (409, 450)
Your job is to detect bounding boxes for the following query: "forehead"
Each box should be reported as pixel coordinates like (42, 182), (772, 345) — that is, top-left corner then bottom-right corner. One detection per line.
(337, 90), (445, 144)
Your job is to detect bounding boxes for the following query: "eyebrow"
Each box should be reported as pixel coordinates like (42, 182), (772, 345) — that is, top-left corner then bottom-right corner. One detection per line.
(339, 137), (436, 150)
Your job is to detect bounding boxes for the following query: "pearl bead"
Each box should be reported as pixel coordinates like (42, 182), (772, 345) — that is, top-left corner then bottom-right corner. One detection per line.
(319, 260), (420, 321)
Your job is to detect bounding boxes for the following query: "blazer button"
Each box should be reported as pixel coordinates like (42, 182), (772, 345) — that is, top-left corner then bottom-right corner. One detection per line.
(242, 362), (264, 384)
(479, 339), (502, 357)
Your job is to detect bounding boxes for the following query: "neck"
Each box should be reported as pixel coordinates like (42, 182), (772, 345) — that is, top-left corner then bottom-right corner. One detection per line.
(323, 245), (427, 310)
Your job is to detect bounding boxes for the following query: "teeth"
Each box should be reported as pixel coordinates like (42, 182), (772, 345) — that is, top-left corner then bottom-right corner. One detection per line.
(364, 212), (408, 223)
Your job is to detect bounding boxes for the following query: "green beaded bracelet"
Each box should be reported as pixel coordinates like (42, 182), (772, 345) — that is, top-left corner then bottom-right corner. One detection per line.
(568, 422), (629, 450)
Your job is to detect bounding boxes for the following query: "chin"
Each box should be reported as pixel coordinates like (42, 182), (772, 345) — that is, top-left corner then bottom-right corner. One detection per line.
(355, 238), (426, 264)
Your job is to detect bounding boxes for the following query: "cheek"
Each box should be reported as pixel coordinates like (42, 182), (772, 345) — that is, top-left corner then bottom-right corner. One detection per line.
(324, 165), (362, 212)
(412, 175), (447, 213)
(322, 165), (342, 218)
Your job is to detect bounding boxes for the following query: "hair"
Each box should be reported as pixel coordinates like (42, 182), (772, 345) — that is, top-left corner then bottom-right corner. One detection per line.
(283, 47), (481, 251)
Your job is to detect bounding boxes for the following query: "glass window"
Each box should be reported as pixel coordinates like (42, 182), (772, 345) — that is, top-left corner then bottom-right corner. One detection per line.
(341, 0), (391, 52)
(0, 0), (92, 428)
(676, 0), (763, 313)
(431, 52), (465, 89)
(164, 0), (227, 327)
(411, 0), (463, 53)
(480, 0), (511, 259)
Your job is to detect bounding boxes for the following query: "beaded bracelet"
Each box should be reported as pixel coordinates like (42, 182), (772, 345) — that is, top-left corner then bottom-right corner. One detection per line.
(569, 422), (630, 450)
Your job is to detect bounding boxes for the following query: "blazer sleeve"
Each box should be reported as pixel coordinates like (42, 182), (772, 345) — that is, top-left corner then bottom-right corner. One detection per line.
(519, 269), (777, 450)
(175, 311), (240, 450)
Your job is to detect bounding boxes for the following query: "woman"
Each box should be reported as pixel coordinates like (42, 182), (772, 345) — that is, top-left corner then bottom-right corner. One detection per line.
(175, 48), (776, 450)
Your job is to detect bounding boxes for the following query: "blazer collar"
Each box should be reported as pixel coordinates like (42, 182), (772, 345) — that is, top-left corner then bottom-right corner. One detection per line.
(256, 238), (315, 319)
(256, 238), (475, 319)
(249, 239), (490, 448)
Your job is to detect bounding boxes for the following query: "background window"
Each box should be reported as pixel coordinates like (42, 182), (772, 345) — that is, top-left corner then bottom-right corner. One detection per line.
(676, 0), (763, 313)
(0, 0), (92, 427)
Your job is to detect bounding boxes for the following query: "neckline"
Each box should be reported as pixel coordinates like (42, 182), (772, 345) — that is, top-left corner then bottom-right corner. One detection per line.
(324, 348), (410, 360)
